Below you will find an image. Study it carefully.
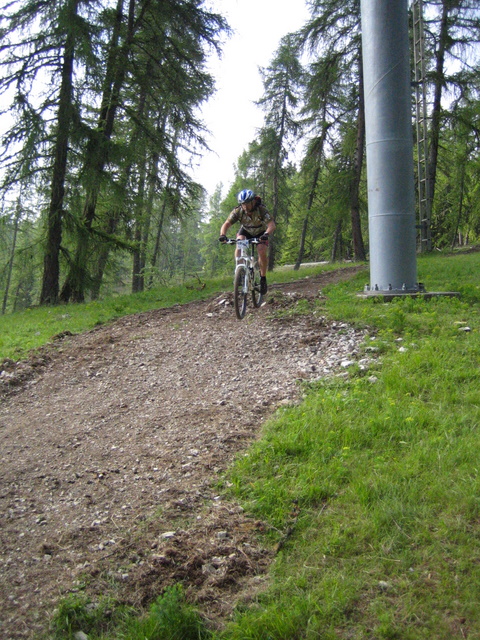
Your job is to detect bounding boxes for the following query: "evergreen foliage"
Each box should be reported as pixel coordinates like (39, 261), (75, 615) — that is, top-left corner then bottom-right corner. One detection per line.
(0, 0), (228, 309)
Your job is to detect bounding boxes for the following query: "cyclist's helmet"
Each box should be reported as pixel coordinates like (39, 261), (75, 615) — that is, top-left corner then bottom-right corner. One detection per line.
(238, 189), (256, 204)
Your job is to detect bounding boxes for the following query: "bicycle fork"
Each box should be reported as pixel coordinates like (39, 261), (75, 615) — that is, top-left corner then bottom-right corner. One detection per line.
(235, 265), (249, 294)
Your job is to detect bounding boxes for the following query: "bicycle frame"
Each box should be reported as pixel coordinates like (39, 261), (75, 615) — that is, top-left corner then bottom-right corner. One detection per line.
(224, 237), (263, 319)
(232, 238), (258, 291)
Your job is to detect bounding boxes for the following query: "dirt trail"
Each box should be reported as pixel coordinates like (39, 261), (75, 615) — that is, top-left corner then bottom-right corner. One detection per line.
(0, 266), (368, 638)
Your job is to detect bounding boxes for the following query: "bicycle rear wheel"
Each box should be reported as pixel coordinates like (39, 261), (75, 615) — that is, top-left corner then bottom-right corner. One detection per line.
(234, 267), (248, 319)
(252, 265), (263, 308)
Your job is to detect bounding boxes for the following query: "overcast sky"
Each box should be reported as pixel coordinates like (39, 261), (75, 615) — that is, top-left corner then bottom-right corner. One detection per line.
(191, 0), (311, 200)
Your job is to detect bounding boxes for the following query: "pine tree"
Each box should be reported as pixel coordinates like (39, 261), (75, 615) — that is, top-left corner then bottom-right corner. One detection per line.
(292, 52), (347, 267)
(0, 0), (101, 304)
(256, 35), (304, 269)
(1, 0), (228, 305)
(59, 0), (227, 301)
(297, 0), (366, 261)
(422, 1), (480, 238)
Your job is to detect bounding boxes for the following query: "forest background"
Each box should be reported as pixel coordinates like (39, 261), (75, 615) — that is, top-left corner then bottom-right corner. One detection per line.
(0, 0), (479, 314)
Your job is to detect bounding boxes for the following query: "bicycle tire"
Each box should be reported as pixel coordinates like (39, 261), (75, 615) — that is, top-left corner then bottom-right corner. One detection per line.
(234, 266), (248, 320)
(252, 265), (263, 308)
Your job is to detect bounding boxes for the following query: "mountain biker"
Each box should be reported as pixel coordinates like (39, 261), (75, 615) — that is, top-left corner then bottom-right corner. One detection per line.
(219, 189), (276, 295)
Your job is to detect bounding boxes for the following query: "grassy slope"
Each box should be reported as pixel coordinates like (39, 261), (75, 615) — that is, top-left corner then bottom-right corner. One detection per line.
(221, 251), (480, 639)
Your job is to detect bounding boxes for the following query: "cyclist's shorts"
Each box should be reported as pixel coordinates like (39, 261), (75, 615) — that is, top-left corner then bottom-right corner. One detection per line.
(237, 227), (263, 240)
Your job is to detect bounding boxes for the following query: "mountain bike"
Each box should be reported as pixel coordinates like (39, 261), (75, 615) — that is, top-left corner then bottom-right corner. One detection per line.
(224, 238), (264, 320)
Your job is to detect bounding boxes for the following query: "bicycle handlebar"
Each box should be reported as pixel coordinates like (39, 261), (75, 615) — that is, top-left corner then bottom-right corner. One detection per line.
(224, 237), (265, 245)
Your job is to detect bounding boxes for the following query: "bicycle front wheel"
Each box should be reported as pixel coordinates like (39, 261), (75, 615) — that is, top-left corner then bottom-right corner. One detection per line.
(234, 266), (248, 320)
(252, 265), (263, 308)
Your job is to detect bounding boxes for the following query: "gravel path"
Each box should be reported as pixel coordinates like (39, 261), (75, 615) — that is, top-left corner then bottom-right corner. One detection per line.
(0, 266), (368, 638)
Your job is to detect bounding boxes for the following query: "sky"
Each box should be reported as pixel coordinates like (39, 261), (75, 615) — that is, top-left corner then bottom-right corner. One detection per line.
(191, 0), (311, 201)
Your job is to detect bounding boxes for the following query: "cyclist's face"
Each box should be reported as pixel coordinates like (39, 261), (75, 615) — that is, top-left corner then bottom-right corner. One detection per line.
(241, 201), (254, 213)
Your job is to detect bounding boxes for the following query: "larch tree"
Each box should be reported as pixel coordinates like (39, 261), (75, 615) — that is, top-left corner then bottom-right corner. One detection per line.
(1, 0), (228, 306)
(59, 0), (227, 301)
(422, 1), (480, 241)
(256, 35), (305, 270)
(297, 0), (366, 262)
(0, 0), (101, 304)
(292, 51), (345, 268)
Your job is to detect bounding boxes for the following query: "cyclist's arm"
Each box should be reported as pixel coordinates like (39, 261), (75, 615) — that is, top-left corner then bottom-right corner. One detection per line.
(220, 220), (232, 236)
(259, 205), (275, 236)
(266, 219), (276, 235)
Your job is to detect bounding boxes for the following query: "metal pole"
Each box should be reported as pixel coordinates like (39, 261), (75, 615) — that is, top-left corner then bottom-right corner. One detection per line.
(360, 0), (419, 292)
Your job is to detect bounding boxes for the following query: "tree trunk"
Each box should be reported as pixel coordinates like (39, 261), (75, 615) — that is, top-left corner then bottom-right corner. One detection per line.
(132, 146), (148, 293)
(60, 0), (136, 302)
(427, 1), (449, 208)
(350, 55), (366, 262)
(40, 1), (77, 305)
(294, 213), (310, 271)
(139, 155), (157, 284)
(268, 162), (280, 271)
(268, 92), (288, 272)
(331, 219), (343, 262)
(294, 85), (333, 268)
(90, 212), (120, 300)
(2, 201), (21, 315)
(294, 165), (321, 271)
(451, 159), (466, 250)
(147, 114), (175, 287)
(149, 193), (168, 286)
(294, 123), (327, 271)
(92, 65), (158, 298)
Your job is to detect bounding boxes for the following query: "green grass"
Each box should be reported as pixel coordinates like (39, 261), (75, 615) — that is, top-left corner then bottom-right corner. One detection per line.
(5, 250), (480, 639)
(49, 593), (133, 639)
(220, 250), (480, 639)
(49, 585), (211, 640)
(120, 585), (212, 640)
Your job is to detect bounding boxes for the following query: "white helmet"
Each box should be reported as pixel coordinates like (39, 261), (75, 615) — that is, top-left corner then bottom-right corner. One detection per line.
(237, 189), (255, 204)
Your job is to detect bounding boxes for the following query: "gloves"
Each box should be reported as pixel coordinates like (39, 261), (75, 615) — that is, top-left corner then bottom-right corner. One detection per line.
(260, 232), (269, 243)
(219, 235), (227, 243)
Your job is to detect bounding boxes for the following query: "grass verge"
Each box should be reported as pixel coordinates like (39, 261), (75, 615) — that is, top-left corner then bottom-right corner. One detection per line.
(49, 585), (212, 640)
(221, 250), (480, 639)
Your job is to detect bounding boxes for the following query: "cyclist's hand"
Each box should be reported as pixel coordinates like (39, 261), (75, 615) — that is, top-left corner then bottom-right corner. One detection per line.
(260, 232), (269, 243)
(219, 235), (227, 243)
